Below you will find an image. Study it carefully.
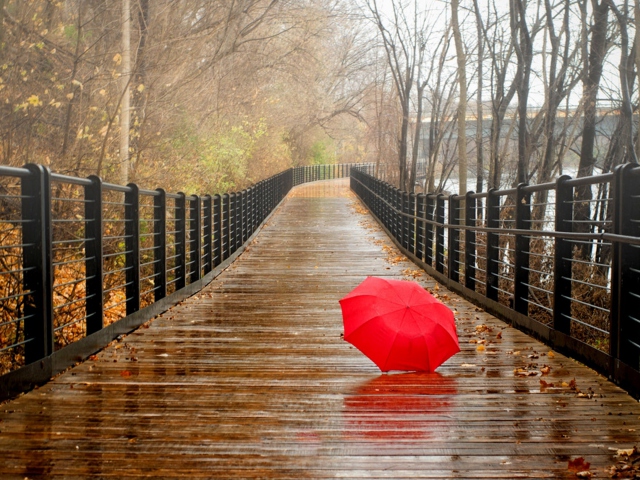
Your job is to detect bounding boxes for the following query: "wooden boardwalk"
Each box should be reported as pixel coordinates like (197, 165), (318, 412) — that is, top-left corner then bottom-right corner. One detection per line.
(1, 178), (639, 478)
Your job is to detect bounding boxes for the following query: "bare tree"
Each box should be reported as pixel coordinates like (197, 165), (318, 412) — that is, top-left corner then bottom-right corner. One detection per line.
(365, 0), (428, 191)
(452, 0), (468, 196)
(120, 0), (132, 184)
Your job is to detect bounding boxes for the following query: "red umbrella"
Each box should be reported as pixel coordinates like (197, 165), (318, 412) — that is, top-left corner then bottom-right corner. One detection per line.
(339, 277), (459, 372)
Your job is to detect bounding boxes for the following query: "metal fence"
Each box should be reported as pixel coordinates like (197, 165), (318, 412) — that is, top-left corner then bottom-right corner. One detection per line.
(351, 164), (640, 398)
(0, 162), (371, 398)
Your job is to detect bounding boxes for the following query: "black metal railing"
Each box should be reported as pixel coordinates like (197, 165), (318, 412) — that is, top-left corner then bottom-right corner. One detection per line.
(0, 162), (372, 398)
(351, 165), (640, 398)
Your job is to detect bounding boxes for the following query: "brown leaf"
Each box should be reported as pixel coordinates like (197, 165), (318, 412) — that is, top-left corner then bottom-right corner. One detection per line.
(540, 379), (555, 389)
(496, 331), (502, 340)
(568, 457), (590, 472)
(540, 365), (551, 375)
(119, 370), (132, 378)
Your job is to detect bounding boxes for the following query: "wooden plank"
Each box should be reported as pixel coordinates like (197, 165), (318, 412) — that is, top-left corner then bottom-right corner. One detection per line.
(0, 178), (638, 478)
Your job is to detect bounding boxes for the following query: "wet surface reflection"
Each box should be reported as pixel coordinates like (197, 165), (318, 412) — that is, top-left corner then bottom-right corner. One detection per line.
(342, 372), (457, 440)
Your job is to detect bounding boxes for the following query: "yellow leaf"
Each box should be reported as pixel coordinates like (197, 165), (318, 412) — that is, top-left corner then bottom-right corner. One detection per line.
(547, 351), (555, 358)
(66, 93), (74, 100)
(137, 84), (145, 92)
(476, 344), (485, 352)
(27, 95), (42, 106)
(99, 89), (106, 96)
(113, 53), (122, 65)
(617, 447), (637, 456)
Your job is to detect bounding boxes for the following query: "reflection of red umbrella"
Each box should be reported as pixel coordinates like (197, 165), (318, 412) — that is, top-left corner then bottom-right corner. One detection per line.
(339, 277), (459, 372)
(343, 373), (457, 440)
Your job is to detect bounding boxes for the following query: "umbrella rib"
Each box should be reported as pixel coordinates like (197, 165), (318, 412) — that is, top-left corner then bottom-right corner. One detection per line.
(380, 307), (411, 371)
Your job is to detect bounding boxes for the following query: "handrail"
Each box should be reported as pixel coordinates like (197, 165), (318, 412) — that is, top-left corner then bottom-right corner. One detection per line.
(0, 162), (374, 399)
(350, 164), (640, 399)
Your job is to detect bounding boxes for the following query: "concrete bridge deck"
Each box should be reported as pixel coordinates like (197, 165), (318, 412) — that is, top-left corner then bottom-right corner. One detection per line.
(0, 178), (638, 478)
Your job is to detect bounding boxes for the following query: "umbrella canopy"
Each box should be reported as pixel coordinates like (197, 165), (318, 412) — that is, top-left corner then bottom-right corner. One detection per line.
(339, 277), (459, 372)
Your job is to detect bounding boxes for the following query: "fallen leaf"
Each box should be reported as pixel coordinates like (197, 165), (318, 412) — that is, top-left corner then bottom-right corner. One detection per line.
(476, 344), (485, 352)
(496, 331), (502, 340)
(119, 370), (132, 378)
(540, 379), (555, 389)
(575, 471), (592, 478)
(540, 365), (551, 375)
(547, 351), (555, 358)
(617, 446), (638, 456)
(568, 457), (590, 472)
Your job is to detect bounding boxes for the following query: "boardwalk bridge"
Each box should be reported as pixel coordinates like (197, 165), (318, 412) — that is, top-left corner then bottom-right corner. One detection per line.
(0, 163), (639, 478)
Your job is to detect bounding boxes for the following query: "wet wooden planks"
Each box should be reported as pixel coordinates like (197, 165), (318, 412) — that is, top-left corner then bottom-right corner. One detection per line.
(0, 178), (639, 479)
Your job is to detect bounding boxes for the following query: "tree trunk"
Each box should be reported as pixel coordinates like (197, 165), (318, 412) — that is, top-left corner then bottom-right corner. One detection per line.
(577, 0), (608, 179)
(120, 0), (132, 185)
(511, 0), (533, 185)
(574, 0), (609, 258)
(452, 0), (467, 197)
(608, 0), (637, 165)
(409, 82), (426, 192)
(635, 0), (640, 160)
(473, 0), (484, 199)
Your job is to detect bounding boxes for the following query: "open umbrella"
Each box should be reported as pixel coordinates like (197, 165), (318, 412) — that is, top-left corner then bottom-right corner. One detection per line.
(339, 277), (459, 372)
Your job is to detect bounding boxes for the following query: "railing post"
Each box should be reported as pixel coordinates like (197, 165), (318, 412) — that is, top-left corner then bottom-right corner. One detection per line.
(425, 195), (435, 267)
(611, 163), (640, 370)
(395, 188), (402, 243)
(242, 189), (248, 243)
(85, 175), (104, 334)
(448, 195), (460, 282)
(435, 194), (445, 274)
(552, 175), (573, 334)
(235, 191), (242, 251)
(203, 195), (212, 275)
(402, 191), (410, 250)
(22, 164), (53, 364)
(154, 189), (167, 300)
(246, 186), (252, 236)
(175, 192), (187, 290)
(514, 183), (531, 315)
(228, 192), (236, 255)
(464, 192), (476, 291)
(222, 193), (230, 260)
(125, 183), (141, 314)
(213, 194), (222, 267)
(190, 195), (202, 283)
(485, 189), (500, 302)
(416, 193), (426, 262)
(409, 193), (416, 255)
